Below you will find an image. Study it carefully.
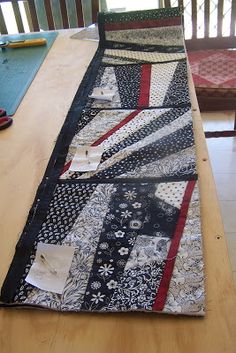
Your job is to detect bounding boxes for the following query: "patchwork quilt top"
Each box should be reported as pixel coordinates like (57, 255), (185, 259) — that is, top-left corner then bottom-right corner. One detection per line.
(1, 7), (205, 316)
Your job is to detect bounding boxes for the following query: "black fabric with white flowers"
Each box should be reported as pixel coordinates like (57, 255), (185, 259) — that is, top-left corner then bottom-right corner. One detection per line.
(81, 182), (178, 310)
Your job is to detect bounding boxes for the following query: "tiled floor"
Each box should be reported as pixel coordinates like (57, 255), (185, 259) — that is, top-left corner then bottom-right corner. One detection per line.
(202, 111), (236, 287)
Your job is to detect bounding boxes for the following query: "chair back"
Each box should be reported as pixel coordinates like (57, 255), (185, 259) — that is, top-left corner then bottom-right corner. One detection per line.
(161, 0), (236, 49)
(0, 0), (99, 34)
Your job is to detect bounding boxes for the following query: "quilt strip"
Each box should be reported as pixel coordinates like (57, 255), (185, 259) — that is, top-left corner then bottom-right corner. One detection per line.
(1, 7), (205, 316)
(61, 107), (196, 180)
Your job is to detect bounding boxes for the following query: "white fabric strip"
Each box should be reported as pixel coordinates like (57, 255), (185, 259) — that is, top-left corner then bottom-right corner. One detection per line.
(65, 110), (132, 166)
(91, 66), (121, 108)
(118, 145), (196, 179)
(77, 110), (192, 179)
(63, 109), (168, 177)
(163, 183), (205, 316)
(99, 109), (168, 150)
(105, 26), (184, 47)
(104, 49), (186, 63)
(70, 110), (131, 147)
(149, 61), (178, 106)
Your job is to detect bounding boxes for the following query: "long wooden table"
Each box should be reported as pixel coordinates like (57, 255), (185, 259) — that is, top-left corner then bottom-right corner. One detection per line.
(0, 31), (236, 353)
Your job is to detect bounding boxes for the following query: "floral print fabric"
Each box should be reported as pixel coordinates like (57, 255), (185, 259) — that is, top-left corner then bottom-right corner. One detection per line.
(13, 181), (204, 315)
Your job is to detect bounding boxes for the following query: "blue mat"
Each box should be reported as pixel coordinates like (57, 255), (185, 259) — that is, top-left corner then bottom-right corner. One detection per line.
(0, 32), (58, 116)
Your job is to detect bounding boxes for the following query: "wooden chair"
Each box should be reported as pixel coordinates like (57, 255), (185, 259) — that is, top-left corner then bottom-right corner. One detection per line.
(0, 0), (99, 34)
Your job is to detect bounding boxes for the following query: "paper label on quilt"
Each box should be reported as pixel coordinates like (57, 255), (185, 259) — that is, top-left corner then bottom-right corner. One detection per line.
(69, 146), (103, 172)
(25, 243), (75, 294)
(89, 87), (115, 101)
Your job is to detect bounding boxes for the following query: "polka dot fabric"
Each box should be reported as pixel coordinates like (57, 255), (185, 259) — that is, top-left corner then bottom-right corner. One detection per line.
(115, 65), (142, 108)
(36, 183), (97, 244)
(163, 61), (191, 106)
(101, 7), (182, 24)
(155, 181), (187, 209)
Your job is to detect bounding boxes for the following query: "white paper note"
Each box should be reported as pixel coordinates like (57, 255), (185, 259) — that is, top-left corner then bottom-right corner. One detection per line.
(69, 145), (103, 172)
(25, 243), (75, 294)
(89, 87), (115, 101)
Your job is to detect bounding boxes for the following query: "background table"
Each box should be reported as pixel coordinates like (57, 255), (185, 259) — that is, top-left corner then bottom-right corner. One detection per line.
(0, 31), (236, 353)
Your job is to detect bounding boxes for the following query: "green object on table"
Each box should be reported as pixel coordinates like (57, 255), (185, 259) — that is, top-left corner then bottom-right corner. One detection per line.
(0, 32), (58, 116)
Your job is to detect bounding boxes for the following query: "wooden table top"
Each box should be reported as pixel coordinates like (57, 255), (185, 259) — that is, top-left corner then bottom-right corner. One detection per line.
(0, 31), (236, 353)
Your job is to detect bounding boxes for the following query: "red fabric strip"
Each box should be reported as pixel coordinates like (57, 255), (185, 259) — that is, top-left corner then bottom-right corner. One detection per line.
(104, 18), (181, 31)
(91, 110), (140, 146)
(61, 110), (141, 175)
(138, 64), (152, 107)
(61, 160), (72, 175)
(152, 180), (196, 312)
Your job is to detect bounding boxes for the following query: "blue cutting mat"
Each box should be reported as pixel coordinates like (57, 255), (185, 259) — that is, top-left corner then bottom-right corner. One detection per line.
(0, 32), (58, 116)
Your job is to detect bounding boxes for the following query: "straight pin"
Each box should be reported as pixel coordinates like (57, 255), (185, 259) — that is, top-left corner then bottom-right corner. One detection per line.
(40, 253), (57, 275)
(85, 149), (90, 164)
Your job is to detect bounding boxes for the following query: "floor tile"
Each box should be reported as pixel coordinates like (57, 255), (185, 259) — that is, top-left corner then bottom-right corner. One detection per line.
(201, 111), (235, 131)
(219, 201), (236, 233)
(207, 149), (236, 173)
(206, 137), (236, 152)
(202, 112), (236, 275)
(213, 173), (236, 201)
(225, 232), (236, 271)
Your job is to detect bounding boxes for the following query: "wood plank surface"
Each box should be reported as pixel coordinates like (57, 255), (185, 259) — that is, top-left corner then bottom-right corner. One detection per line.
(59, 0), (69, 28)
(0, 31), (236, 353)
(0, 4), (8, 34)
(217, 0), (224, 37)
(44, 0), (55, 30)
(23, 1), (34, 32)
(230, 0), (236, 36)
(75, 0), (84, 27)
(191, 0), (197, 39)
(178, 0), (184, 11)
(164, 0), (171, 8)
(28, 0), (40, 32)
(12, 0), (24, 33)
(204, 0), (210, 38)
(91, 0), (99, 23)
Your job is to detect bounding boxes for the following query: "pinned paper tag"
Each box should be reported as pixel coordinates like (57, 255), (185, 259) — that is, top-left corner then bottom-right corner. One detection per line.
(69, 145), (103, 172)
(89, 87), (115, 101)
(25, 243), (75, 294)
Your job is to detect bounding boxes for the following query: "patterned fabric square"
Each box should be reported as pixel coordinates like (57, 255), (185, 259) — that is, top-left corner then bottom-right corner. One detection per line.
(1, 7), (205, 316)
(99, 7), (184, 52)
(61, 107), (196, 180)
(2, 180), (204, 315)
(85, 61), (190, 109)
(102, 49), (186, 65)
